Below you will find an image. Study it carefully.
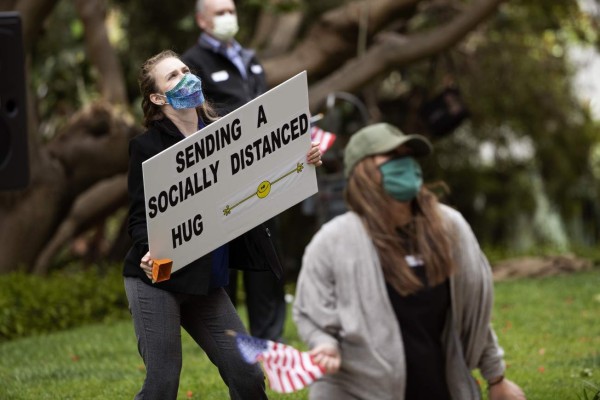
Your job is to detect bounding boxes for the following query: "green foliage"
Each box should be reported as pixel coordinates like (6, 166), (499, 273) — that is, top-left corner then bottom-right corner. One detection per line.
(412, 0), (600, 249)
(578, 381), (600, 400)
(109, 0), (197, 104)
(1, 270), (599, 399)
(0, 265), (128, 342)
(578, 382), (600, 400)
(474, 269), (600, 399)
(31, 2), (96, 139)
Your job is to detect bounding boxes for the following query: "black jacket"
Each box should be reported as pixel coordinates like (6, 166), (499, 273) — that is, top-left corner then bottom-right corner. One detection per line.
(181, 35), (266, 117)
(123, 118), (282, 294)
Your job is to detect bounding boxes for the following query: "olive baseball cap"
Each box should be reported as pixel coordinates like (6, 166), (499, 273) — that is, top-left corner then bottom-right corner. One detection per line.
(343, 123), (432, 177)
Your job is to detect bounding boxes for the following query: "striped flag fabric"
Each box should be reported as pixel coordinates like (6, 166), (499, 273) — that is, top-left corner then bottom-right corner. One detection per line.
(230, 331), (326, 393)
(310, 126), (337, 154)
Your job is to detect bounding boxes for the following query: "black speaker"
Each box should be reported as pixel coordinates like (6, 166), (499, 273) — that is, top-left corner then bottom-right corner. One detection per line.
(0, 12), (28, 190)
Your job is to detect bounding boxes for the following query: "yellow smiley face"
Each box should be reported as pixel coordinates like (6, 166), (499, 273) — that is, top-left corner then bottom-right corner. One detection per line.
(256, 181), (271, 198)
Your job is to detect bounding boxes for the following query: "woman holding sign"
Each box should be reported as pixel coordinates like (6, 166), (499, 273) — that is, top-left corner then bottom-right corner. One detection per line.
(123, 50), (322, 400)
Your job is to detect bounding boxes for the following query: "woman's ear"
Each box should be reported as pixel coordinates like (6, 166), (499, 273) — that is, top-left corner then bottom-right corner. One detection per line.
(149, 93), (166, 106)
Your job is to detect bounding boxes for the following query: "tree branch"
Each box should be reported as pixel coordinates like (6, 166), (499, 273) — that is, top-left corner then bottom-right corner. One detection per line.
(46, 103), (137, 192)
(33, 174), (127, 274)
(308, 0), (505, 111)
(262, 0), (421, 87)
(251, 9), (304, 58)
(74, 0), (127, 104)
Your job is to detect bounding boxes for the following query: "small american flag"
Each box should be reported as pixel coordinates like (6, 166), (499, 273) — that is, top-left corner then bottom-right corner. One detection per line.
(310, 126), (337, 155)
(229, 331), (325, 393)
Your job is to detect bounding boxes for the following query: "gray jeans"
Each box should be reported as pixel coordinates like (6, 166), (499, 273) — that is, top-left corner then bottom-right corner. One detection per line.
(124, 277), (267, 400)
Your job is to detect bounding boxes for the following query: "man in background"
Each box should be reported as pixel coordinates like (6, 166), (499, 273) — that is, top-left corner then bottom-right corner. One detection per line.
(182, 0), (265, 116)
(182, 0), (286, 341)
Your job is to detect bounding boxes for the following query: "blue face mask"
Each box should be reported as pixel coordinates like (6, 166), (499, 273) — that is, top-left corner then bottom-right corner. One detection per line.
(162, 73), (205, 109)
(378, 157), (423, 202)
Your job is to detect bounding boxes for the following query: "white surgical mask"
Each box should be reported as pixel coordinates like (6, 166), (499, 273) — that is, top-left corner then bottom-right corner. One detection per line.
(212, 13), (239, 42)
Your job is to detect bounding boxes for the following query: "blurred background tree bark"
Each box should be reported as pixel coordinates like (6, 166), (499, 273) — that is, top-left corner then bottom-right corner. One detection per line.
(0, 0), (598, 275)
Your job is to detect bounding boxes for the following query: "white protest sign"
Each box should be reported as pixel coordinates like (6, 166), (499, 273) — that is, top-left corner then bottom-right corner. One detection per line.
(142, 71), (317, 273)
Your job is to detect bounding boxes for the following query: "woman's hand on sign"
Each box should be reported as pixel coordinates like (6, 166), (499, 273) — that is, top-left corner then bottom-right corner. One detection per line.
(307, 142), (322, 167)
(140, 251), (153, 280)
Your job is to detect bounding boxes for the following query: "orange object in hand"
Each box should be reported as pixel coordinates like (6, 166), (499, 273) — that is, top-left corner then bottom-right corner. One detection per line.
(152, 259), (173, 283)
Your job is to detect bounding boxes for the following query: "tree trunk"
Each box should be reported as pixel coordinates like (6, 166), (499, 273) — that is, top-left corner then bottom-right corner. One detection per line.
(251, 8), (304, 58)
(0, 104), (138, 273)
(0, 0), (139, 274)
(2, 0), (60, 53)
(33, 174), (128, 274)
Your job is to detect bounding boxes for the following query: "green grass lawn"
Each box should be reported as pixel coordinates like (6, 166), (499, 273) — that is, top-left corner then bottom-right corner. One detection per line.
(0, 269), (598, 400)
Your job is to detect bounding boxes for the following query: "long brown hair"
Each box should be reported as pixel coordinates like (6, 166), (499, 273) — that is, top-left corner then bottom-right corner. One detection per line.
(138, 50), (219, 128)
(345, 156), (455, 296)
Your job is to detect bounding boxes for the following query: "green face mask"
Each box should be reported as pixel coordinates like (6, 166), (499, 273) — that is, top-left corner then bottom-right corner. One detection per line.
(378, 157), (423, 202)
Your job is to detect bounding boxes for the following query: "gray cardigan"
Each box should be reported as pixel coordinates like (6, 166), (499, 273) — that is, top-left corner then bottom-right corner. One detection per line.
(293, 205), (505, 400)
